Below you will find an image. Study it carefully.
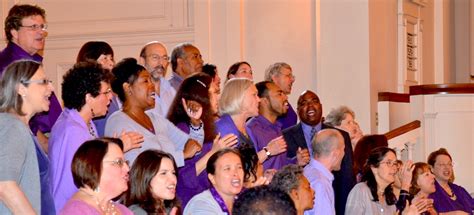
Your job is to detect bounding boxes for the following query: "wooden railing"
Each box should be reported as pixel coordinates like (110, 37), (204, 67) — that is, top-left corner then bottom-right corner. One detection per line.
(384, 120), (421, 160)
(384, 120), (421, 140)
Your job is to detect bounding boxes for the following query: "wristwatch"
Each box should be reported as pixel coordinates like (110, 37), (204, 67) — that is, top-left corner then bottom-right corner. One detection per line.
(263, 147), (271, 156)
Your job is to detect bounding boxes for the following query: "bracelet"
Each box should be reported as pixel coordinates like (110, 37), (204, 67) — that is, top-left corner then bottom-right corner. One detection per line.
(263, 147), (271, 156)
(189, 121), (203, 131)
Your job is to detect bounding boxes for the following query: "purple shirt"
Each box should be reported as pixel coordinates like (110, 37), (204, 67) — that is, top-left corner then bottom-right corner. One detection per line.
(0, 42), (62, 134)
(246, 115), (292, 170)
(175, 122), (212, 208)
(215, 114), (256, 147)
(277, 103), (298, 130)
(33, 136), (56, 215)
(49, 108), (97, 212)
(429, 180), (474, 214)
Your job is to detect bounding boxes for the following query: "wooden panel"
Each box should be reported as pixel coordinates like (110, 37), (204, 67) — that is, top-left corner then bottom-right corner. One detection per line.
(410, 83), (474, 95)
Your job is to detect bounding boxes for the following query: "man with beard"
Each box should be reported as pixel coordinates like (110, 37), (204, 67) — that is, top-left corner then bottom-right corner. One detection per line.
(247, 81), (310, 170)
(283, 90), (355, 215)
(139, 41), (176, 116)
(169, 43), (203, 90)
(265, 62), (297, 130)
(0, 4), (62, 152)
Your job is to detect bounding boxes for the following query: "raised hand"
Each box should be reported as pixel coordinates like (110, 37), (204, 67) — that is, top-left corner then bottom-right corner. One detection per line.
(116, 130), (144, 152)
(182, 98), (203, 121)
(399, 160), (415, 191)
(296, 147), (310, 166)
(211, 133), (238, 152)
(183, 139), (202, 159)
(266, 136), (287, 156)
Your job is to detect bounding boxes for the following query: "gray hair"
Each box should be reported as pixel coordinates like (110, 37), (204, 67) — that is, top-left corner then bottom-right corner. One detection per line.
(170, 42), (195, 72)
(312, 129), (343, 158)
(324, 106), (355, 127)
(269, 164), (304, 194)
(264, 62), (292, 82)
(219, 78), (254, 116)
(0, 60), (41, 115)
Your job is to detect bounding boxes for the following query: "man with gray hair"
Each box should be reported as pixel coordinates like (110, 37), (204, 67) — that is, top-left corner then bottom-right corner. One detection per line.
(304, 129), (345, 215)
(265, 62), (297, 130)
(139, 41), (176, 116)
(169, 43), (203, 90)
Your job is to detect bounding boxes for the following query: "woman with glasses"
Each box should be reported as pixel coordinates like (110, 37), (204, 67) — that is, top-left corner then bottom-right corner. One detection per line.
(428, 148), (474, 214)
(123, 150), (180, 214)
(60, 138), (132, 215)
(345, 147), (399, 214)
(0, 60), (54, 214)
(49, 62), (116, 212)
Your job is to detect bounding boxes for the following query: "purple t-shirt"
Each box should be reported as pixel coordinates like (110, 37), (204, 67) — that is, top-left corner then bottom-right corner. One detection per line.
(246, 115), (292, 170)
(0, 42), (62, 134)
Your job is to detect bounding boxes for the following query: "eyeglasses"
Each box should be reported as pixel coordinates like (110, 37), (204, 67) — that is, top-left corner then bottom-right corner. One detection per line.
(20, 24), (48, 31)
(99, 88), (113, 96)
(147, 54), (170, 62)
(103, 159), (129, 168)
(379, 160), (398, 168)
(21, 79), (53, 85)
(435, 163), (454, 168)
(279, 72), (295, 79)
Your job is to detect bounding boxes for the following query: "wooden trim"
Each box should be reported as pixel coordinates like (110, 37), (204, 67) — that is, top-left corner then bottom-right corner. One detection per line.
(384, 120), (421, 140)
(409, 83), (474, 95)
(378, 92), (410, 103)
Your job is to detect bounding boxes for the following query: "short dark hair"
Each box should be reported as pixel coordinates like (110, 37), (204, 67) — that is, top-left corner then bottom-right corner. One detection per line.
(206, 148), (241, 175)
(233, 186), (297, 215)
(226, 61), (251, 82)
(0, 60), (41, 115)
(170, 43), (194, 72)
(124, 150), (179, 213)
(202, 64), (217, 78)
(255, 81), (272, 98)
(61, 61), (113, 110)
(269, 164), (304, 195)
(237, 143), (259, 183)
(361, 147), (397, 205)
(76, 41), (114, 63)
(4, 4), (46, 42)
(353, 135), (388, 176)
(111, 58), (147, 103)
(167, 72), (216, 142)
(71, 137), (123, 190)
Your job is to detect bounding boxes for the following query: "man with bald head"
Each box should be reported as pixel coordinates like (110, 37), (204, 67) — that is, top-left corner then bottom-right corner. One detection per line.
(304, 129), (345, 215)
(139, 41), (176, 116)
(169, 43), (203, 90)
(283, 90), (355, 215)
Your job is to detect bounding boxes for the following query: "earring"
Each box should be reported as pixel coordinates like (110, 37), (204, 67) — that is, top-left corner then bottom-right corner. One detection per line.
(94, 186), (100, 193)
(21, 94), (26, 97)
(91, 108), (96, 118)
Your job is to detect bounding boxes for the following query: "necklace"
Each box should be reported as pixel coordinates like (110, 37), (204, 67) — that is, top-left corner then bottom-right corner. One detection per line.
(126, 110), (155, 133)
(441, 184), (457, 201)
(79, 188), (117, 215)
(87, 123), (97, 138)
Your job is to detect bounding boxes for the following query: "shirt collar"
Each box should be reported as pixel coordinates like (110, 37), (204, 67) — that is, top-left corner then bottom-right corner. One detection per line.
(309, 159), (334, 181)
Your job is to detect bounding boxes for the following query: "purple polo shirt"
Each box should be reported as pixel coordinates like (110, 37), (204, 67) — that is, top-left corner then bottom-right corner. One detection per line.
(246, 115), (292, 170)
(0, 42), (62, 134)
(277, 103), (298, 130)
